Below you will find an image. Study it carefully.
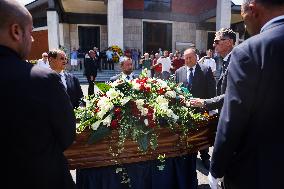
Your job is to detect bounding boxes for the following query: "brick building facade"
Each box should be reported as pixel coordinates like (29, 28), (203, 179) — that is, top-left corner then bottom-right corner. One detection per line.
(26, 0), (243, 60)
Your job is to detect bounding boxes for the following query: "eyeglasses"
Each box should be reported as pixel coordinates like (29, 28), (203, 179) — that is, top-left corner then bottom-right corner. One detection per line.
(214, 38), (229, 45)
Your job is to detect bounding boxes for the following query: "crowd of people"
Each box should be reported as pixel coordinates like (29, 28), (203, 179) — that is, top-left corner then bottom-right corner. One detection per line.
(2, 0), (284, 188)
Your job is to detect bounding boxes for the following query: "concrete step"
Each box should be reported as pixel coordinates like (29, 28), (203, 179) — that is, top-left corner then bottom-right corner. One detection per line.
(69, 69), (142, 83)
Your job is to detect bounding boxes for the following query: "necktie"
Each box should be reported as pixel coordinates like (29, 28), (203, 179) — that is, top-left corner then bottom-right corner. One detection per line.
(188, 68), (194, 89)
(126, 75), (130, 80)
(60, 73), (67, 89)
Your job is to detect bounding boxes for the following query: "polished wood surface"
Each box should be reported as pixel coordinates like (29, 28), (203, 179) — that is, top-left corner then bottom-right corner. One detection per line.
(64, 116), (218, 169)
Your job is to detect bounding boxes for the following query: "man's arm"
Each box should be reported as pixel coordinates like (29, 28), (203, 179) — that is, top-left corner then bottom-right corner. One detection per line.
(48, 73), (76, 151)
(210, 46), (259, 178)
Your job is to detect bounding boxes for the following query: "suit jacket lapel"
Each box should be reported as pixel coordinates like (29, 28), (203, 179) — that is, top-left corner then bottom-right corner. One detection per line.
(64, 72), (72, 91)
(192, 64), (201, 86)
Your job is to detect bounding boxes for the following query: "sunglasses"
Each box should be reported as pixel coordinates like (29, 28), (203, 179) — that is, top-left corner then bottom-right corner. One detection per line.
(214, 38), (229, 45)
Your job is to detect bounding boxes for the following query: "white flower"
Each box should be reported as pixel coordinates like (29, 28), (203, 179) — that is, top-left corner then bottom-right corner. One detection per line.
(110, 79), (122, 87)
(132, 82), (141, 91)
(97, 96), (109, 108)
(156, 95), (169, 110)
(157, 79), (168, 88)
(102, 114), (112, 126)
(106, 88), (121, 100)
(97, 96), (114, 113)
(97, 109), (107, 119)
(121, 97), (131, 105)
(165, 91), (176, 98)
(91, 120), (102, 130)
(141, 108), (148, 116)
(144, 119), (149, 126)
(135, 99), (144, 109)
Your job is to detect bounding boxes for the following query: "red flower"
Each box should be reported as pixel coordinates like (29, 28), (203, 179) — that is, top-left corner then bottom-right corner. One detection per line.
(110, 119), (119, 129)
(157, 88), (165, 95)
(114, 107), (122, 116)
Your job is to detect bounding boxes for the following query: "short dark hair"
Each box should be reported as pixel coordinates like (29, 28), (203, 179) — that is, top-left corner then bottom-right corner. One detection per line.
(48, 49), (64, 59)
(215, 28), (237, 43)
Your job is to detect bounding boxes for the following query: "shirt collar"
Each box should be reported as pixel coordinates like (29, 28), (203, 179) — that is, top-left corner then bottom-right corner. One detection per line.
(261, 15), (284, 32)
(122, 73), (133, 80)
(186, 64), (196, 71)
(223, 52), (232, 62)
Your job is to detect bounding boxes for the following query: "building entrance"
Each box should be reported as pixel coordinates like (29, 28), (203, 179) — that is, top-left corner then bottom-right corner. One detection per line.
(143, 22), (172, 54)
(78, 26), (100, 53)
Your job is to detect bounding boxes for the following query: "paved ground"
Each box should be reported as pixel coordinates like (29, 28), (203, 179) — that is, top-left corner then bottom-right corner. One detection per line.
(70, 84), (212, 188)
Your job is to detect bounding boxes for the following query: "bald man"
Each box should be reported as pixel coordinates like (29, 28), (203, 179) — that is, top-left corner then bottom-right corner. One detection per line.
(0, 1), (76, 188)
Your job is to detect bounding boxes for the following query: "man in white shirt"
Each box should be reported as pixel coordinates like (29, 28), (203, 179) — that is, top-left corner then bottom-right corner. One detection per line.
(199, 49), (216, 75)
(110, 56), (138, 82)
(157, 50), (172, 80)
(36, 52), (50, 69)
(48, 49), (83, 109)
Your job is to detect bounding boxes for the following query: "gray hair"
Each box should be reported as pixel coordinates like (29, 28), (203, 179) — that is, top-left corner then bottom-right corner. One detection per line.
(119, 56), (132, 65)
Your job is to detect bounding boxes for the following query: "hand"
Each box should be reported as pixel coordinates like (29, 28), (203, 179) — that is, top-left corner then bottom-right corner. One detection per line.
(208, 172), (223, 189)
(189, 98), (205, 108)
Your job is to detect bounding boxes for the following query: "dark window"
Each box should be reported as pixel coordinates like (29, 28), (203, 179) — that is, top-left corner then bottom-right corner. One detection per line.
(143, 22), (172, 53)
(78, 26), (100, 53)
(144, 0), (171, 12)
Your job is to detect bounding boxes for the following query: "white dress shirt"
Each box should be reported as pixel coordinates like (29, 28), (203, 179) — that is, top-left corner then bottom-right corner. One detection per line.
(121, 73), (134, 81)
(37, 59), (50, 69)
(186, 64), (196, 80)
(59, 71), (67, 89)
(157, 57), (172, 72)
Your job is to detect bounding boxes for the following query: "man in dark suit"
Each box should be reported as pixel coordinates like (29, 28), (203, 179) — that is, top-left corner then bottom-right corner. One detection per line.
(0, 1), (76, 188)
(190, 28), (236, 112)
(175, 48), (216, 172)
(48, 49), (84, 109)
(209, 0), (284, 188)
(110, 56), (138, 82)
(84, 50), (98, 96)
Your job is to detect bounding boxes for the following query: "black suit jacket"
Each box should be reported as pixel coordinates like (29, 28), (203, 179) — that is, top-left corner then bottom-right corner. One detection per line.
(84, 54), (98, 78)
(210, 18), (284, 189)
(204, 56), (231, 110)
(65, 72), (84, 108)
(0, 46), (76, 189)
(175, 64), (216, 99)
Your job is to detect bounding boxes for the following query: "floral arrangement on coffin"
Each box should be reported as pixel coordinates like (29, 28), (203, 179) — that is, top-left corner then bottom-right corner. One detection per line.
(110, 45), (123, 63)
(75, 70), (209, 152)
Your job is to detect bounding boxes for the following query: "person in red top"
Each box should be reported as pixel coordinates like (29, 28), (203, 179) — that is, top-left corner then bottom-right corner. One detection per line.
(171, 51), (185, 73)
(151, 53), (162, 78)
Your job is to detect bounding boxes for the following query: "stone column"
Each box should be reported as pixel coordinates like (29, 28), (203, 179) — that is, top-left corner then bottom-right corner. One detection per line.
(196, 30), (208, 52)
(107, 0), (123, 49)
(216, 0), (231, 30)
(47, 10), (59, 50)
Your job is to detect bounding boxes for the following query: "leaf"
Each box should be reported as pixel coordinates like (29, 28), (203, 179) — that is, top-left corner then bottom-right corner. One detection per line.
(137, 134), (148, 152)
(88, 126), (111, 144)
(95, 82), (111, 94)
(180, 87), (190, 94)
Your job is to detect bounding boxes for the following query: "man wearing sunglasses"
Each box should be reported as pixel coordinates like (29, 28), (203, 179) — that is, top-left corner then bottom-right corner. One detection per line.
(190, 28), (236, 112)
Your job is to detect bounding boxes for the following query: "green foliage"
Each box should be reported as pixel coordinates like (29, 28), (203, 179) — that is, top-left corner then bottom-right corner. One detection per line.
(96, 82), (111, 93)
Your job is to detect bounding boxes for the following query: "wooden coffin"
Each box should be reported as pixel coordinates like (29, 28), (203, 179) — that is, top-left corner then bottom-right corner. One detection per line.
(64, 116), (218, 170)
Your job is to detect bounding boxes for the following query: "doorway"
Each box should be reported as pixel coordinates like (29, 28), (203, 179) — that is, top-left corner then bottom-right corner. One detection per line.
(143, 22), (172, 54)
(78, 26), (100, 53)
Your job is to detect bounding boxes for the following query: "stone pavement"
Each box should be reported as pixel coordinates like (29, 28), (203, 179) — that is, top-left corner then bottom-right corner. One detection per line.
(69, 84), (212, 189)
